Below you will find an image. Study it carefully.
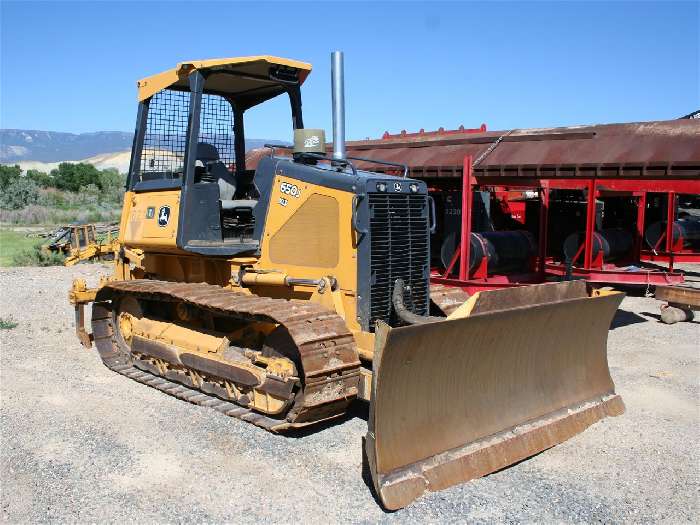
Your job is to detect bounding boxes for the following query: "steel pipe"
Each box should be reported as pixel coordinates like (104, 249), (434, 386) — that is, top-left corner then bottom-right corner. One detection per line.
(331, 51), (346, 160)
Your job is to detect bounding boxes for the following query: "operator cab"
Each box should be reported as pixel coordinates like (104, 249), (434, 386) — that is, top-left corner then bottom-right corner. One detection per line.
(126, 56), (310, 256)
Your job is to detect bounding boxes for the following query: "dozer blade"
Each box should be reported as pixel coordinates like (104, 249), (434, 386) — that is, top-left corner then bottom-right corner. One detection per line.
(365, 281), (625, 510)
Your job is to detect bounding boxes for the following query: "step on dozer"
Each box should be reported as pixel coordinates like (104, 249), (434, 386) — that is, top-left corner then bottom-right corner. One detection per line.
(68, 52), (624, 510)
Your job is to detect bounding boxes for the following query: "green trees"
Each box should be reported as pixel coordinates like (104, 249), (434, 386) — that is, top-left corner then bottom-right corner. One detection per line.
(45, 163), (125, 202)
(0, 162), (126, 218)
(0, 165), (22, 191)
(96, 168), (125, 203)
(1, 162), (127, 194)
(26, 169), (53, 188)
(51, 162), (103, 192)
(0, 177), (39, 209)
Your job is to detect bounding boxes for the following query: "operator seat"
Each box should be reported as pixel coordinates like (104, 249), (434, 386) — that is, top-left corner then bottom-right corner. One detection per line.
(195, 143), (237, 201)
(195, 143), (257, 213)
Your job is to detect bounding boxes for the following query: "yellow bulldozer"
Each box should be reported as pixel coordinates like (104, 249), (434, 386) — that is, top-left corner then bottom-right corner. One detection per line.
(44, 223), (118, 266)
(69, 53), (624, 509)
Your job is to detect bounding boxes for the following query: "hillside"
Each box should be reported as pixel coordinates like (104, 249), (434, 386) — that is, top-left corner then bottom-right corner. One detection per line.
(1, 129), (286, 166)
(16, 151), (132, 174)
(1, 130), (133, 163)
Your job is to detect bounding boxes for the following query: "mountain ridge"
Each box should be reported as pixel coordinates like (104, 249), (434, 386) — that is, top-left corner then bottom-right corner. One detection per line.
(0, 129), (284, 164)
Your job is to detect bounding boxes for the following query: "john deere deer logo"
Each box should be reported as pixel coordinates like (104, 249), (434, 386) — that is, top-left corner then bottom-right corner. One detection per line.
(157, 206), (170, 227)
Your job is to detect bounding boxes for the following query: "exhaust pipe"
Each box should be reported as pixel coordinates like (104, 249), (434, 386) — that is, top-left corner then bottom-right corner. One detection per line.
(331, 51), (346, 160)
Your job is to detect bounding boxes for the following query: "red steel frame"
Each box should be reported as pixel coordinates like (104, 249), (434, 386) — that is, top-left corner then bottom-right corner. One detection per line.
(430, 156), (700, 292)
(432, 155), (545, 293)
(639, 192), (700, 265)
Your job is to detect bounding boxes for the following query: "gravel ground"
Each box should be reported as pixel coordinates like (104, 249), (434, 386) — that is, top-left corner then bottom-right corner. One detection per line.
(1, 264), (698, 523)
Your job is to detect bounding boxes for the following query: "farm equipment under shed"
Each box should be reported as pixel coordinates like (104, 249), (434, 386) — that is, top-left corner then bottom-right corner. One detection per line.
(340, 120), (700, 292)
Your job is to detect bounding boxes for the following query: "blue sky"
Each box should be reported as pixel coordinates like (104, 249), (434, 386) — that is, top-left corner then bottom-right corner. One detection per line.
(1, 1), (698, 141)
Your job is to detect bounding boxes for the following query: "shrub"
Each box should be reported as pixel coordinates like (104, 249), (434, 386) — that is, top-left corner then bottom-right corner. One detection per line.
(85, 209), (105, 223)
(11, 244), (66, 267)
(78, 183), (101, 206)
(0, 205), (52, 224)
(0, 203), (121, 225)
(97, 168), (125, 204)
(62, 190), (83, 208)
(26, 169), (53, 188)
(0, 165), (21, 191)
(0, 177), (39, 209)
(0, 316), (18, 330)
(37, 188), (67, 207)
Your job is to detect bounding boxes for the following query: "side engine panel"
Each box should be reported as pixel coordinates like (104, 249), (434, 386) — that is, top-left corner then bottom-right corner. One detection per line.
(121, 190), (181, 250)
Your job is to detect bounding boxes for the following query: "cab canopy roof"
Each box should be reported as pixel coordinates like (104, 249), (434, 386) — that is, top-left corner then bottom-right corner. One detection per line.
(136, 56), (312, 108)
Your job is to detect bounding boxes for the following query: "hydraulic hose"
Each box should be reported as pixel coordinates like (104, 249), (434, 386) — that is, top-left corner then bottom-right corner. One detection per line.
(392, 279), (444, 325)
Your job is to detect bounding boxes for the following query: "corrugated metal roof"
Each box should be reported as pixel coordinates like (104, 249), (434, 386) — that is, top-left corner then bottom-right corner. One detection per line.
(344, 119), (700, 179)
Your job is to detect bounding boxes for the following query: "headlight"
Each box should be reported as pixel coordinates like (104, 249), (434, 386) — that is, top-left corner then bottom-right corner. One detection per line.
(376, 182), (387, 192)
(409, 183), (419, 193)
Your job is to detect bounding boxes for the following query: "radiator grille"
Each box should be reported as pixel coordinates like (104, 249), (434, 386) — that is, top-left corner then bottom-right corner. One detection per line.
(368, 193), (430, 329)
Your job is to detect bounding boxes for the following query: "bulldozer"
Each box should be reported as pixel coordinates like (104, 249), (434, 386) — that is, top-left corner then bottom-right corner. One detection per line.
(69, 53), (625, 510)
(44, 223), (118, 266)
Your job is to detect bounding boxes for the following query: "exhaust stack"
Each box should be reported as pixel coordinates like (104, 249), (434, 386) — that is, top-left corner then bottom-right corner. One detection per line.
(331, 51), (346, 160)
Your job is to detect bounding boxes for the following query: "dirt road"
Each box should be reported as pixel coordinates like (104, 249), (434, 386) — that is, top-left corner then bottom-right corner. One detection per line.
(1, 265), (698, 522)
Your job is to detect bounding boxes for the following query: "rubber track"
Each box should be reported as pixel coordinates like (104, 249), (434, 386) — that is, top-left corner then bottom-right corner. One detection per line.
(91, 280), (361, 431)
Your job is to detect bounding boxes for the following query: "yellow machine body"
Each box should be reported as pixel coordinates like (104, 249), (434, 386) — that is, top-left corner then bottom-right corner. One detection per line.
(116, 175), (366, 345)
(69, 55), (625, 510)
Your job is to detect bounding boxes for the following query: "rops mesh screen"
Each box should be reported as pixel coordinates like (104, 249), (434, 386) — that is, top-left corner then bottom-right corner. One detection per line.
(140, 90), (235, 180)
